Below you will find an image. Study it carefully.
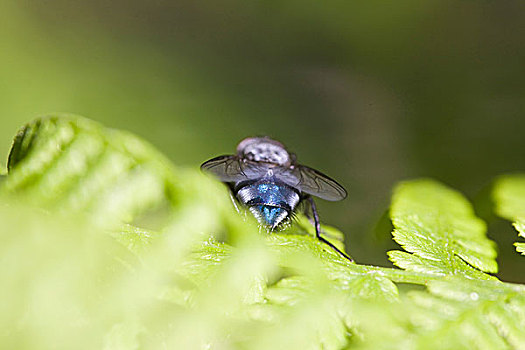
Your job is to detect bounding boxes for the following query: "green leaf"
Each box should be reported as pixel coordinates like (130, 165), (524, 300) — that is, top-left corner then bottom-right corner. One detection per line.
(3, 115), (525, 349)
(493, 174), (525, 255)
(389, 179), (498, 276)
(355, 278), (525, 350)
(493, 174), (525, 220)
(3, 115), (176, 228)
(282, 213), (347, 252)
(516, 243), (525, 255)
(0, 204), (141, 349)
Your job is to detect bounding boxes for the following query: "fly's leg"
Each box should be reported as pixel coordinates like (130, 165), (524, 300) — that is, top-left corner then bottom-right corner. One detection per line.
(307, 196), (354, 263)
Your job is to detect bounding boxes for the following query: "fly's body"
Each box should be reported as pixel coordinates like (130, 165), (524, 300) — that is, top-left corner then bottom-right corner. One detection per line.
(201, 137), (352, 261)
(236, 179), (299, 229)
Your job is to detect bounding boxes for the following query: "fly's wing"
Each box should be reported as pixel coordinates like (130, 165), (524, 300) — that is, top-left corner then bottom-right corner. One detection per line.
(202, 156), (347, 201)
(200, 155), (270, 183)
(274, 165), (347, 201)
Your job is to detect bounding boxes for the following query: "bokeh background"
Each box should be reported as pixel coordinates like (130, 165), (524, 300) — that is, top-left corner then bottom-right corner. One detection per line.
(0, 0), (523, 281)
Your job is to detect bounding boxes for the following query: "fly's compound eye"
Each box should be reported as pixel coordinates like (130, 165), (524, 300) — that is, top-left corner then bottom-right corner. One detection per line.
(245, 150), (255, 160)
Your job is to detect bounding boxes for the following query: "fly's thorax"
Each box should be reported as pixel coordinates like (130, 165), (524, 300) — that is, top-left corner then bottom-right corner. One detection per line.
(236, 137), (291, 166)
(235, 180), (300, 229)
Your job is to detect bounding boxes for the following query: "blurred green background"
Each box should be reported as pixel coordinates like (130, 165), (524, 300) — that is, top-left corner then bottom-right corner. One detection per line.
(0, 0), (523, 281)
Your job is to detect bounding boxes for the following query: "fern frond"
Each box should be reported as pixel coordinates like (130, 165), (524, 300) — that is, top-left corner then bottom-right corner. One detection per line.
(355, 278), (525, 349)
(389, 179), (498, 275)
(493, 174), (525, 255)
(3, 116), (174, 226)
(3, 115), (525, 349)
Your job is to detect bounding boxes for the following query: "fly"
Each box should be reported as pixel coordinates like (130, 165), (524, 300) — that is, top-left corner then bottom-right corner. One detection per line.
(201, 136), (352, 262)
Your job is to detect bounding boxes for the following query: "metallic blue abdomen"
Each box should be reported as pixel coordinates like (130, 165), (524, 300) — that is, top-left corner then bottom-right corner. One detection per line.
(236, 180), (300, 229)
(256, 205), (287, 227)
